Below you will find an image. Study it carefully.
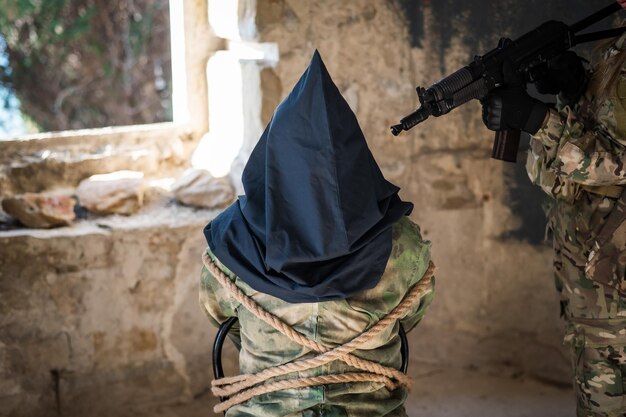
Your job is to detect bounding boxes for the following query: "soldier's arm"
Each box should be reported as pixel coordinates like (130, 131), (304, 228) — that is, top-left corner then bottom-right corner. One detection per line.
(532, 108), (626, 186)
(526, 109), (561, 188)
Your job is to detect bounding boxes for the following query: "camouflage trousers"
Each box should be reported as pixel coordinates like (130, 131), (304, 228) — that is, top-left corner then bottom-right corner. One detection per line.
(550, 194), (626, 417)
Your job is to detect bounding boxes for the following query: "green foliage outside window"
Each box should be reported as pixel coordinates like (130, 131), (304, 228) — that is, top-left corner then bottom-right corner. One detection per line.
(0, 0), (172, 134)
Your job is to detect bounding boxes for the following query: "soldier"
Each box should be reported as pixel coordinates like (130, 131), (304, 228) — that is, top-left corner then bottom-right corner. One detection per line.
(200, 51), (435, 416)
(481, 36), (626, 416)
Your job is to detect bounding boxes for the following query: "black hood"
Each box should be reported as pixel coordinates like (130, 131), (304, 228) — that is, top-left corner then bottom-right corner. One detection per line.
(204, 50), (413, 303)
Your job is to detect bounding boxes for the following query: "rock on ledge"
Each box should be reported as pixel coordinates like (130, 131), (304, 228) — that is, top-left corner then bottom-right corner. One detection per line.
(171, 169), (234, 209)
(77, 171), (144, 215)
(1, 192), (76, 228)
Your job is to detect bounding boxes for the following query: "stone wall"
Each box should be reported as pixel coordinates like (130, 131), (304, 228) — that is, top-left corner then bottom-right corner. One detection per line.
(0, 207), (222, 416)
(0, 0), (223, 415)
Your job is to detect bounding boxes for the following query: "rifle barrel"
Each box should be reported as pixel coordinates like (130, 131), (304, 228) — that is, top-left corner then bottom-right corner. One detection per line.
(570, 1), (621, 33)
(573, 26), (626, 45)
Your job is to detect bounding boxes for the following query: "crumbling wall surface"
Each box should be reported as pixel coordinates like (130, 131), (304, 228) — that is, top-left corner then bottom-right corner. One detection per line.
(254, 0), (607, 385)
(0, 207), (220, 417)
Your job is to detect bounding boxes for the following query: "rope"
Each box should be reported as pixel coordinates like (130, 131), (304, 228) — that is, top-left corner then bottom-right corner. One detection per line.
(209, 264), (434, 396)
(202, 252), (435, 413)
(204, 253), (430, 391)
(214, 373), (397, 413)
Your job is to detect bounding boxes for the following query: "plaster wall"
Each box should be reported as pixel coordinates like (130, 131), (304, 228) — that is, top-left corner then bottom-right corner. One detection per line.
(0, 207), (222, 416)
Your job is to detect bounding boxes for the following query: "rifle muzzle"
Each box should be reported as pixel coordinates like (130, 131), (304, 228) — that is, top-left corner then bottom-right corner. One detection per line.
(391, 107), (431, 136)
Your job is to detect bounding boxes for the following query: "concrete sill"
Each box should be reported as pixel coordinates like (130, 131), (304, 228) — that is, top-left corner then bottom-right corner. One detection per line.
(0, 203), (220, 240)
(0, 123), (189, 153)
(0, 124), (197, 195)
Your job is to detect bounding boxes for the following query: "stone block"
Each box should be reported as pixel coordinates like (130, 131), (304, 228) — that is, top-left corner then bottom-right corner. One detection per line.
(171, 169), (235, 209)
(76, 171), (144, 215)
(1, 192), (76, 228)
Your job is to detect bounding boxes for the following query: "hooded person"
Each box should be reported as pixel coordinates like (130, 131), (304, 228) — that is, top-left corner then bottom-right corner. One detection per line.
(200, 50), (435, 417)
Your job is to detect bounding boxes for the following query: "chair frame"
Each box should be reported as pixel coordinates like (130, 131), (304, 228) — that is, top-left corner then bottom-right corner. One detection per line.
(212, 317), (409, 382)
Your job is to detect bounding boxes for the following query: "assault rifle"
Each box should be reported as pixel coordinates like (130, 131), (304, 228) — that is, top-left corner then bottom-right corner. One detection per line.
(391, 1), (626, 162)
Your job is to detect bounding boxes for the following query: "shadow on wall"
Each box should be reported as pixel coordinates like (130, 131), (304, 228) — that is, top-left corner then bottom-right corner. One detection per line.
(398, 0), (613, 65)
(397, 0), (613, 244)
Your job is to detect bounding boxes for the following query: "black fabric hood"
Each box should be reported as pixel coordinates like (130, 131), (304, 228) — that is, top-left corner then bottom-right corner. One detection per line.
(204, 50), (413, 303)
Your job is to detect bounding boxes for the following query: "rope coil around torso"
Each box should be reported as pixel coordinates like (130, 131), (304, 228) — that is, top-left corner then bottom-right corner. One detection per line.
(202, 252), (435, 413)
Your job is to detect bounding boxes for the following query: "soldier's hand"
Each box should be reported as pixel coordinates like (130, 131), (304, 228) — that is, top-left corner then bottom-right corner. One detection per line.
(532, 51), (587, 106)
(481, 87), (549, 134)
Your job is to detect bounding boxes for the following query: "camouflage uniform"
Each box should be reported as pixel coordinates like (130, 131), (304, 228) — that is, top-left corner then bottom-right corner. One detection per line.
(526, 46), (626, 416)
(200, 217), (434, 417)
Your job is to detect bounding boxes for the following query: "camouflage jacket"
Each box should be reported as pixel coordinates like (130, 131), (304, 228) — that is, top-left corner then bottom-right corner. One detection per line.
(526, 69), (626, 204)
(200, 216), (434, 417)
(526, 51), (626, 300)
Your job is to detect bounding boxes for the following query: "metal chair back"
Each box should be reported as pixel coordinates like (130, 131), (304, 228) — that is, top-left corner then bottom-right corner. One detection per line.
(212, 317), (409, 381)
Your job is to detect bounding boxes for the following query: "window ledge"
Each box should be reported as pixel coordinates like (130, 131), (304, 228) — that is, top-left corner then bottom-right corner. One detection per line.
(0, 202), (219, 240)
(0, 123), (201, 195)
(0, 123), (193, 162)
